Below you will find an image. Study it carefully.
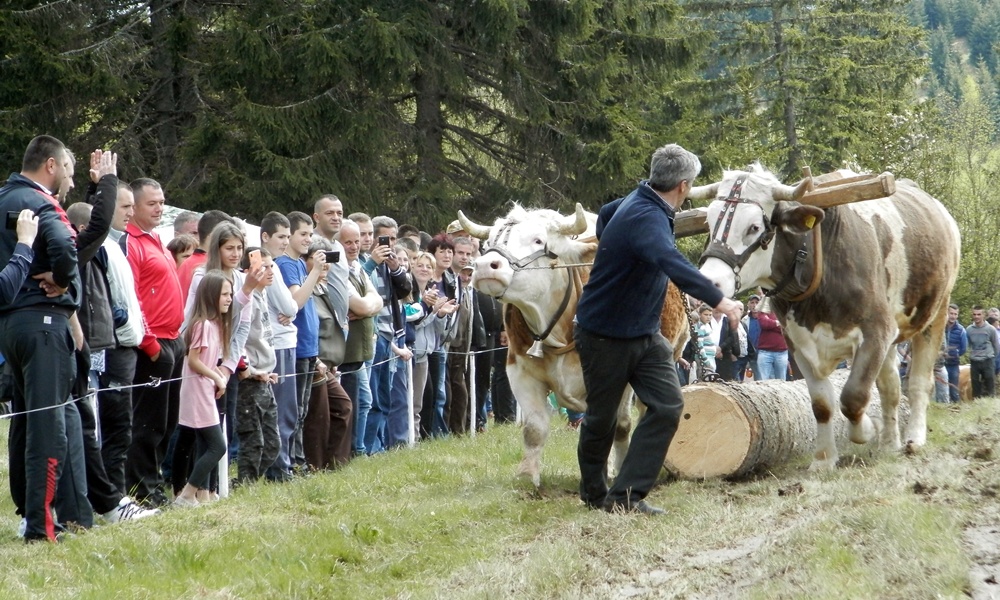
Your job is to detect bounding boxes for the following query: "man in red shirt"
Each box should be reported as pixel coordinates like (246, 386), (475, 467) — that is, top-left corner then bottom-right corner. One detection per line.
(122, 178), (186, 507)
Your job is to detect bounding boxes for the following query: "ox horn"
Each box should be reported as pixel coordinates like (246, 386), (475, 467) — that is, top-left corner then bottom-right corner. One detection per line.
(687, 182), (720, 201)
(457, 211), (492, 239)
(555, 203), (588, 236)
(772, 176), (813, 202)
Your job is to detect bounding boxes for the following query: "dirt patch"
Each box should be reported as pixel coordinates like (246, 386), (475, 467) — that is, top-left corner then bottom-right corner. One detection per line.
(964, 525), (1000, 600)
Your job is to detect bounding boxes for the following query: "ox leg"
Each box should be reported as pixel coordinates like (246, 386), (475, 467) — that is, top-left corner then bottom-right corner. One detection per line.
(508, 364), (551, 488)
(874, 346), (902, 451)
(795, 355), (840, 471)
(610, 387), (637, 478)
(903, 314), (947, 448)
(840, 338), (890, 446)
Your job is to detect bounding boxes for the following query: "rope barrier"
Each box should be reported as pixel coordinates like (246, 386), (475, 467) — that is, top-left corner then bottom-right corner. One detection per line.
(0, 345), (511, 421)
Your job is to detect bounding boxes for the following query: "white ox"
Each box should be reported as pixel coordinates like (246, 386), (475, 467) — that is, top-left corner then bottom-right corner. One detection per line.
(459, 203), (689, 486)
(690, 166), (961, 469)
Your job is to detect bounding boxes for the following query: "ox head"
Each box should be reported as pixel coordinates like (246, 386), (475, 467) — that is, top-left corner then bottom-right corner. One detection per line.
(459, 203), (597, 302)
(689, 165), (822, 297)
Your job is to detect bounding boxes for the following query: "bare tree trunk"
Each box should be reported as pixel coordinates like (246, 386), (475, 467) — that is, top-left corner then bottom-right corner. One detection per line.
(772, 0), (802, 178)
(150, 0), (178, 182)
(666, 370), (910, 478)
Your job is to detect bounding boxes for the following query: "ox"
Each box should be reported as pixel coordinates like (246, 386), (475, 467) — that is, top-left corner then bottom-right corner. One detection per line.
(458, 204), (689, 486)
(690, 166), (960, 469)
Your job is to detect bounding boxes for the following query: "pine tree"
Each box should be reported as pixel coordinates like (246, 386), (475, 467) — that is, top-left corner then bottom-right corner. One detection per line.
(679, 0), (926, 179)
(176, 0), (700, 226)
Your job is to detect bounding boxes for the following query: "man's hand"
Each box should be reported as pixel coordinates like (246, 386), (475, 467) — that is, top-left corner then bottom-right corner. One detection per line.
(69, 313), (85, 351)
(715, 297), (741, 329)
(32, 272), (67, 298)
(310, 249), (327, 273)
(89, 149), (117, 183)
(15, 209), (38, 246)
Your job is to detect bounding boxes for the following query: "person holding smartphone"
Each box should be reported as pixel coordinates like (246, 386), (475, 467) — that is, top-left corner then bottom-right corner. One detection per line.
(360, 216), (412, 453)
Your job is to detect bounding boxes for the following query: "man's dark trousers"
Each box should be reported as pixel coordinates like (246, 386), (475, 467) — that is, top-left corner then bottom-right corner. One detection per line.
(946, 362), (961, 403)
(126, 336), (184, 502)
(98, 346), (137, 496)
(971, 358), (996, 398)
(1, 309), (76, 541)
(574, 326), (682, 507)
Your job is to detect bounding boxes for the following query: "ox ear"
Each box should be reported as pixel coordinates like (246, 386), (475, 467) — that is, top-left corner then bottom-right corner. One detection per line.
(774, 204), (825, 234)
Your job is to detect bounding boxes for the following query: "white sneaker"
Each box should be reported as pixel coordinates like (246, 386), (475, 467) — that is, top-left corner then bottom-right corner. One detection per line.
(172, 495), (199, 508)
(104, 496), (160, 523)
(17, 518), (26, 538)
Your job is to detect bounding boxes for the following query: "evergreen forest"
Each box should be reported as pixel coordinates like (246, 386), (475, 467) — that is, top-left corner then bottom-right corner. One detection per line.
(1, 0), (998, 307)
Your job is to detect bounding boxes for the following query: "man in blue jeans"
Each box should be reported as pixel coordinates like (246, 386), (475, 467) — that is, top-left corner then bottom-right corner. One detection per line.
(574, 144), (740, 515)
(944, 303), (967, 403)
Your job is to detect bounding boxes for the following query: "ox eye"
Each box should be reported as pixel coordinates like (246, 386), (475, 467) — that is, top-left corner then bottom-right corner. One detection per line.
(748, 224), (761, 234)
(533, 238), (543, 245)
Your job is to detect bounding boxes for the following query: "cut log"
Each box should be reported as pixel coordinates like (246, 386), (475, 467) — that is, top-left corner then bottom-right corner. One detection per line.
(665, 370), (910, 479)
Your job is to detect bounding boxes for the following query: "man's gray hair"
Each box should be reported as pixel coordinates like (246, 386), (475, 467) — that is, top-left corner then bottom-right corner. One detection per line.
(372, 215), (398, 234)
(338, 218), (359, 238)
(649, 144), (701, 193)
(452, 236), (475, 249)
(308, 237), (334, 254)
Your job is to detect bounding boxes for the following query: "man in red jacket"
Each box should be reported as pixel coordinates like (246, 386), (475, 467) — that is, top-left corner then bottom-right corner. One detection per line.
(122, 178), (185, 507)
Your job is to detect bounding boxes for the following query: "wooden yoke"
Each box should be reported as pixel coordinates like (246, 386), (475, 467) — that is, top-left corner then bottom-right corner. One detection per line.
(674, 166), (897, 239)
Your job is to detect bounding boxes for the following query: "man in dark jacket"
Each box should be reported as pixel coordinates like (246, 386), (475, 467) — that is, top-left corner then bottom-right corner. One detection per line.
(0, 135), (81, 542)
(574, 143), (741, 515)
(64, 154), (158, 525)
(718, 301), (755, 381)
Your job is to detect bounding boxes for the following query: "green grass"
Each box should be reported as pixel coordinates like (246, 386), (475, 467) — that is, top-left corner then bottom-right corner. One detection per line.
(1, 398), (998, 599)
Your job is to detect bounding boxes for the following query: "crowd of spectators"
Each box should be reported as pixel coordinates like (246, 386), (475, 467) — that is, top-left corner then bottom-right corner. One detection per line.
(0, 135), (515, 543)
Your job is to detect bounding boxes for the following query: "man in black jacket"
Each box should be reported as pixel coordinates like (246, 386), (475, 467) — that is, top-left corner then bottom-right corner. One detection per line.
(718, 301), (755, 382)
(0, 135), (81, 542)
(64, 152), (158, 526)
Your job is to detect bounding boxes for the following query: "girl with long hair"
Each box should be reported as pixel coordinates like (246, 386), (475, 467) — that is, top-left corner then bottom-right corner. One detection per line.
(173, 270), (235, 507)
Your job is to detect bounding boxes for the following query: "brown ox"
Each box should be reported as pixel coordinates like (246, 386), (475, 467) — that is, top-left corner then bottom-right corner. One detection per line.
(459, 204), (688, 486)
(691, 166), (961, 469)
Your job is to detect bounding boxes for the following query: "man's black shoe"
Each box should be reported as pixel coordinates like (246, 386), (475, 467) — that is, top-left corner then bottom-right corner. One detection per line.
(602, 499), (666, 516)
(139, 488), (169, 508)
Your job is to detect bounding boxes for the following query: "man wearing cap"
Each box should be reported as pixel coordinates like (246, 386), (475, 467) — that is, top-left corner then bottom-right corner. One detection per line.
(444, 236), (485, 434)
(744, 294), (762, 380)
(447, 220), (480, 255)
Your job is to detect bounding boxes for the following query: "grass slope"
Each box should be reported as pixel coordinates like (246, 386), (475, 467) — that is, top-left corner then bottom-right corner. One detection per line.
(1, 398), (998, 599)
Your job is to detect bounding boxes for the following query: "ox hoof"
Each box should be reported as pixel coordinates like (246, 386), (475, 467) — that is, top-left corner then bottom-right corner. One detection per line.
(903, 428), (927, 449)
(808, 456), (838, 472)
(848, 415), (876, 445)
(516, 461), (542, 488)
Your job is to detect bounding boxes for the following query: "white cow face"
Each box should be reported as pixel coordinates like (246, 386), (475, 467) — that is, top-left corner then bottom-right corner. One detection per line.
(466, 204), (595, 302)
(690, 167), (813, 297)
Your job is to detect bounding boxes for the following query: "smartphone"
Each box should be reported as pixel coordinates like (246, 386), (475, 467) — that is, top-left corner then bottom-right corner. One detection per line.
(248, 249), (262, 272)
(324, 250), (340, 264)
(378, 235), (390, 247)
(5, 211), (19, 230)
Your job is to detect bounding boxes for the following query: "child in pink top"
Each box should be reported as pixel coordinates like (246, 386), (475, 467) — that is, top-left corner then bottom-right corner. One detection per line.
(173, 270), (234, 507)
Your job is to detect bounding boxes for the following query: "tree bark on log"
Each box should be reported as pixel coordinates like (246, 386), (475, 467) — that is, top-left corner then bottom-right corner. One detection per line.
(665, 370), (910, 479)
